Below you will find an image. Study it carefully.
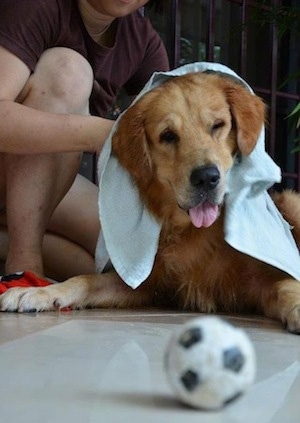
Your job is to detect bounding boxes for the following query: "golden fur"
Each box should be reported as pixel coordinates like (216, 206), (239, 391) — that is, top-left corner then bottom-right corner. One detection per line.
(1, 72), (300, 333)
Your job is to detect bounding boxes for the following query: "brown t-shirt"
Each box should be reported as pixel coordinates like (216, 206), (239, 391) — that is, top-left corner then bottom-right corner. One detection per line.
(0, 0), (169, 117)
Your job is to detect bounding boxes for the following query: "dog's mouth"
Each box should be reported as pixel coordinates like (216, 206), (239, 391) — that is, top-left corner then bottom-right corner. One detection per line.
(175, 163), (224, 228)
(188, 200), (219, 228)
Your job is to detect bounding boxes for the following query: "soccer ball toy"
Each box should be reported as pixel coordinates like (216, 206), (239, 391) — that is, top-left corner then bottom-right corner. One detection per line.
(164, 316), (256, 410)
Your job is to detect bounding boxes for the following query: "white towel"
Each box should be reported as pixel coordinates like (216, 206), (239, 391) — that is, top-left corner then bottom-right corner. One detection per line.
(96, 62), (300, 289)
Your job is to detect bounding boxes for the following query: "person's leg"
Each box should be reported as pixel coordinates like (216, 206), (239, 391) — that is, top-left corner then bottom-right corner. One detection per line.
(3, 48), (94, 276)
(48, 173), (100, 256)
(45, 171), (100, 280)
(4, 153), (82, 276)
(0, 223), (95, 281)
(0, 172), (100, 280)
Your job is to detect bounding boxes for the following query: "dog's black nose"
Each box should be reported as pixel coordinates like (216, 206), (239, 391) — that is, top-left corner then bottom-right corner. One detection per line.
(190, 166), (220, 190)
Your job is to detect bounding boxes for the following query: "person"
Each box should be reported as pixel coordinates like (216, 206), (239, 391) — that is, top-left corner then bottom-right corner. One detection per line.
(0, 0), (170, 281)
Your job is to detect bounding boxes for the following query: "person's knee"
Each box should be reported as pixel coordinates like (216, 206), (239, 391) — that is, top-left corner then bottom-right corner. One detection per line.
(21, 48), (94, 114)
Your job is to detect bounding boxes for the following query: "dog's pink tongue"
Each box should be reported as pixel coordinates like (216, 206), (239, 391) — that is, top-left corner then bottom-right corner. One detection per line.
(189, 201), (218, 228)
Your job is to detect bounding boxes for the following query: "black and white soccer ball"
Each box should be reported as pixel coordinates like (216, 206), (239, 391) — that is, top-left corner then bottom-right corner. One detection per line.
(164, 316), (256, 410)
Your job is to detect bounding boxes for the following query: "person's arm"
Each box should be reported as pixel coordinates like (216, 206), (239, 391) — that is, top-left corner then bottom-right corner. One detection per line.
(0, 101), (114, 154)
(0, 46), (114, 155)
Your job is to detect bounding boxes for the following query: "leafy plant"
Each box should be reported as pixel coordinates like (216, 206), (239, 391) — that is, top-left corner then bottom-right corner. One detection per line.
(289, 102), (300, 153)
(249, 2), (300, 153)
(250, 3), (300, 38)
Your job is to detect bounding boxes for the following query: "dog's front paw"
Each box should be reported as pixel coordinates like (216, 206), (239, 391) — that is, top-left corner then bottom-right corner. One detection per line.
(285, 305), (300, 334)
(0, 286), (62, 312)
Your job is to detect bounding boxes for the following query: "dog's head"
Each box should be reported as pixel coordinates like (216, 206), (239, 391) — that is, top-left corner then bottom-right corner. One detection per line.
(112, 72), (266, 228)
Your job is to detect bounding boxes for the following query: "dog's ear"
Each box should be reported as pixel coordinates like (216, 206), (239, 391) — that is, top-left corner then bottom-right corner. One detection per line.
(223, 82), (266, 156)
(112, 99), (153, 185)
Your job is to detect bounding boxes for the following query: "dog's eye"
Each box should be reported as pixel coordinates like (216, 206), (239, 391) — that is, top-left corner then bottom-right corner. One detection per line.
(211, 120), (225, 133)
(160, 130), (179, 144)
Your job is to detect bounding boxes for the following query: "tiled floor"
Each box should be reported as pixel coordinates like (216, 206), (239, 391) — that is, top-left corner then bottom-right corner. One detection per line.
(0, 309), (299, 422)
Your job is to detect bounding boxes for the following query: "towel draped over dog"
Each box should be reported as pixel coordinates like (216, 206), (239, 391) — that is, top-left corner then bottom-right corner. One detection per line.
(96, 62), (300, 289)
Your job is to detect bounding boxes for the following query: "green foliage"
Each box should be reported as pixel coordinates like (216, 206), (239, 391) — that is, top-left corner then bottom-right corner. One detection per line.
(289, 102), (300, 153)
(250, 3), (300, 153)
(251, 3), (300, 38)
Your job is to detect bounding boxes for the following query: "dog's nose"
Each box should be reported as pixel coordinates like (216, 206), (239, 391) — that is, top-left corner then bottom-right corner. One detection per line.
(190, 166), (220, 190)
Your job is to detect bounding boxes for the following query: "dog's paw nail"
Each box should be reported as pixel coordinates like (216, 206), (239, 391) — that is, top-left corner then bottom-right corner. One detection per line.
(54, 299), (62, 309)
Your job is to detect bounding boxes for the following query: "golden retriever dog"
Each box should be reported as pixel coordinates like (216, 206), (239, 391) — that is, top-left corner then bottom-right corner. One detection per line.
(1, 72), (300, 333)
